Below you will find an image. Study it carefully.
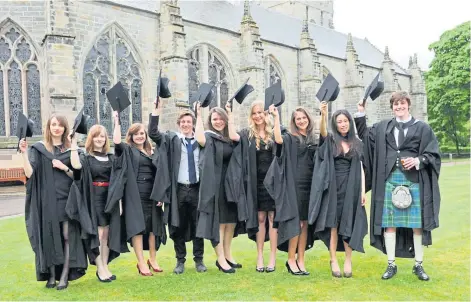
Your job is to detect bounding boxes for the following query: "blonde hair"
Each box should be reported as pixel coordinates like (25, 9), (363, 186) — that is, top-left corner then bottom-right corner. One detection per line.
(248, 100), (273, 149)
(85, 125), (110, 155)
(289, 107), (318, 145)
(125, 123), (152, 155)
(44, 115), (71, 153)
(206, 107), (230, 139)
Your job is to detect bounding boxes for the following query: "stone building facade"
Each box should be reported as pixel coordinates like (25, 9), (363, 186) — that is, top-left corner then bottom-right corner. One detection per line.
(0, 0), (427, 151)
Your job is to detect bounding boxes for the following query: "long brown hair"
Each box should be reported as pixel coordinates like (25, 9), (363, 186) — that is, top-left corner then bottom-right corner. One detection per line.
(44, 115), (71, 153)
(206, 107), (230, 139)
(85, 125), (110, 155)
(125, 123), (152, 155)
(289, 107), (318, 145)
(248, 100), (273, 149)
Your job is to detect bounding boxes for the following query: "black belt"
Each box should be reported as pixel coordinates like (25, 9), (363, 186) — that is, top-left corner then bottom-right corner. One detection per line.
(178, 182), (199, 188)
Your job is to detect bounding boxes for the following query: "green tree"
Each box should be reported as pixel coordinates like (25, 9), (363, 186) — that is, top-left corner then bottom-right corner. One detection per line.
(425, 21), (470, 154)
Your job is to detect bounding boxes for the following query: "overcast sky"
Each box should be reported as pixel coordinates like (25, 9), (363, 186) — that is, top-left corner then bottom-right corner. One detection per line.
(333, 0), (470, 71)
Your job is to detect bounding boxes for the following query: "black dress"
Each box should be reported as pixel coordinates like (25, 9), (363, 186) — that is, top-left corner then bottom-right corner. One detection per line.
(52, 145), (74, 222)
(256, 141), (275, 212)
(295, 136), (318, 221)
(88, 155), (112, 226)
(334, 152), (353, 225)
(136, 152), (156, 233)
(218, 142), (238, 224)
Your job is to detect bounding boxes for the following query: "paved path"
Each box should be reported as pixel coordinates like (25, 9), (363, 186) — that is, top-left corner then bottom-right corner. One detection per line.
(0, 195), (25, 218)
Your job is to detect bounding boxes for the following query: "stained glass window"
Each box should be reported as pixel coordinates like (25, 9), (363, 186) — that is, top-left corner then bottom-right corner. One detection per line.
(0, 22), (41, 137)
(82, 25), (143, 135)
(187, 46), (230, 109)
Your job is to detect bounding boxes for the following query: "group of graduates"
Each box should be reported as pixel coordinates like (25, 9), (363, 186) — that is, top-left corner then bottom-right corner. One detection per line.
(17, 71), (441, 290)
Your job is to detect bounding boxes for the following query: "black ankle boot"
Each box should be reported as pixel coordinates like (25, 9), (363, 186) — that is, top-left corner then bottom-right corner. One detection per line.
(412, 263), (430, 281)
(381, 263), (397, 280)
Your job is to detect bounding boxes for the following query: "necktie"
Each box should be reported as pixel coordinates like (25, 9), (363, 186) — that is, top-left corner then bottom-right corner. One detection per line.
(185, 138), (197, 184)
(395, 118), (415, 147)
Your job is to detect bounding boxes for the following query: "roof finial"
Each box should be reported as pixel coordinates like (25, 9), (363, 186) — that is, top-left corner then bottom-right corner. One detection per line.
(302, 5), (309, 33)
(384, 46), (391, 61)
(408, 56), (413, 68)
(346, 33), (354, 52)
(243, 0), (254, 22)
(413, 53), (418, 65)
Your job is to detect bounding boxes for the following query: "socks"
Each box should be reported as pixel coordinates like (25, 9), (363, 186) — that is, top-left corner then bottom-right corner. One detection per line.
(384, 232), (396, 265)
(413, 234), (424, 265)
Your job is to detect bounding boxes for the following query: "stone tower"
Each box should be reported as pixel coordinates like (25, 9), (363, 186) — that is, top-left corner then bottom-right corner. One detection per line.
(159, 0), (189, 129)
(237, 0), (265, 125)
(298, 6), (322, 115)
(408, 54), (428, 121)
(342, 33), (364, 113)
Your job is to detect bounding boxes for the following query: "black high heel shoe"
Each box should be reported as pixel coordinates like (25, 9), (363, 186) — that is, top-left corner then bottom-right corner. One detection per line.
(256, 266), (265, 273)
(226, 259), (242, 269)
(296, 260), (310, 276)
(96, 272), (112, 283)
(56, 281), (69, 291)
(45, 281), (56, 289)
(216, 261), (235, 273)
(285, 261), (303, 276)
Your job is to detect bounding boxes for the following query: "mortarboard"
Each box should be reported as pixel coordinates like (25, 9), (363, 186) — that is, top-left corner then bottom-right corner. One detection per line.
(362, 72), (384, 104)
(316, 73), (340, 102)
(193, 83), (215, 108)
(191, 83), (215, 118)
(71, 107), (90, 137)
(106, 81), (131, 113)
(156, 69), (171, 108)
(16, 112), (34, 152)
(264, 80), (285, 111)
(229, 78), (254, 109)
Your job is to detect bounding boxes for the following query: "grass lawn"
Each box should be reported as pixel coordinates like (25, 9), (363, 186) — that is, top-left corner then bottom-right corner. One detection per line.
(0, 164), (469, 301)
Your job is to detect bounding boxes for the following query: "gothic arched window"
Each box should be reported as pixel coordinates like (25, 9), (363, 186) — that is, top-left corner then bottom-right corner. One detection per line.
(265, 55), (285, 121)
(187, 45), (230, 109)
(0, 23), (41, 136)
(83, 25), (143, 135)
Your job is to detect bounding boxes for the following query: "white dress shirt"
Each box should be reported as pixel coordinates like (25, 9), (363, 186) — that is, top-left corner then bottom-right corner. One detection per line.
(177, 133), (200, 184)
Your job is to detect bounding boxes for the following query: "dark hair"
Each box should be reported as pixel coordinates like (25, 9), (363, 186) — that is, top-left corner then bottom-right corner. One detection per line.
(206, 107), (230, 139)
(289, 107), (318, 145)
(390, 91), (411, 109)
(330, 109), (362, 157)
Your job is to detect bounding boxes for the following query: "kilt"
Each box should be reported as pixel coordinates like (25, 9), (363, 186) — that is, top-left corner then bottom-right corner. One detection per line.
(381, 169), (422, 228)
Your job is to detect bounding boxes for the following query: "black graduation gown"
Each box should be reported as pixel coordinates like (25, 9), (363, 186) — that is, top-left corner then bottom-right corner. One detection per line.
(147, 115), (189, 241)
(108, 143), (168, 251)
(225, 128), (273, 242)
(66, 152), (121, 265)
(264, 132), (318, 253)
(363, 118), (441, 258)
(196, 132), (245, 245)
(308, 135), (368, 253)
(25, 142), (87, 281)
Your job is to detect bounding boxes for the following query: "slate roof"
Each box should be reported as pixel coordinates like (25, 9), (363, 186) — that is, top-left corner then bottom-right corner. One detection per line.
(105, 0), (409, 75)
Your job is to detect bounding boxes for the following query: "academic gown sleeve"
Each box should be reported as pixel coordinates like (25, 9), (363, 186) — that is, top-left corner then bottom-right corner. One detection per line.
(224, 137), (248, 222)
(264, 133), (301, 249)
(105, 144), (145, 254)
(196, 134), (220, 243)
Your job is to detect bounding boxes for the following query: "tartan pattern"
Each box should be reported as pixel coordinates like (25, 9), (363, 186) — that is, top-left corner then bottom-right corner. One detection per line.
(382, 169), (422, 228)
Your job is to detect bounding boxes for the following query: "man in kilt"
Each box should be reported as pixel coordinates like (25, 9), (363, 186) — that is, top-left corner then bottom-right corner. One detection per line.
(359, 91), (441, 281)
